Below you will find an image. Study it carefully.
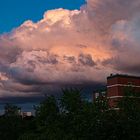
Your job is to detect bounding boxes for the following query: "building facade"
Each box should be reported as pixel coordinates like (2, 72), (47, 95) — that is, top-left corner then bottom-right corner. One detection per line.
(107, 74), (140, 107)
(93, 91), (106, 101)
(20, 112), (32, 118)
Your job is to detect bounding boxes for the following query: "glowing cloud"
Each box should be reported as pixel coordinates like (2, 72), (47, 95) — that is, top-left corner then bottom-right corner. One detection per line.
(0, 0), (140, 98)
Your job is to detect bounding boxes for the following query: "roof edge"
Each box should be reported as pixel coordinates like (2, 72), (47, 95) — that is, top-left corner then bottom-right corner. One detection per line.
(107, 74), (140, 79)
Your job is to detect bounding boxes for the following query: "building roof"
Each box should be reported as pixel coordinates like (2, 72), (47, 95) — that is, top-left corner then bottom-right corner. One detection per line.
(107, 74), (140, 80)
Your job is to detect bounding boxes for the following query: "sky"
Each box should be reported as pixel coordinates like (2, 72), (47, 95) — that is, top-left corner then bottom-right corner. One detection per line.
(0, 0), (140, 104)
(0, 0), (85, 33)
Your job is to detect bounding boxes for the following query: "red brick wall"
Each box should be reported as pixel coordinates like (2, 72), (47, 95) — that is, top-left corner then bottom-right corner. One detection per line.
(107, 77), (118, 85)
(108, 76), (140, 86)
(107, 76), (140, 96)
(117, 77), (140, 86)
(107, 86), (119, 97)
(107, 75), (140, 107)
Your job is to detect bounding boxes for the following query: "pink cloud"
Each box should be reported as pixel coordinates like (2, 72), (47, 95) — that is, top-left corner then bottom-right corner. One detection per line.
(0, 0), (140, 97)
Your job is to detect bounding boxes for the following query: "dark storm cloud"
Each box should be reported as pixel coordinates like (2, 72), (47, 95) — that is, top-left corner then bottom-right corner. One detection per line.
(78, 54), (95, 66)
(102, 57), (140, 74)
(63, 55), (76, 63)
(36, 53), (59, 64)
(0, 45), (22, 64)
(0, 0), (140, 100)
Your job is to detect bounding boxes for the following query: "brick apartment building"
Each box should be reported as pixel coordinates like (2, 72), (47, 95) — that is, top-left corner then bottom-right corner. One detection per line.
(107, 74), (140, 107)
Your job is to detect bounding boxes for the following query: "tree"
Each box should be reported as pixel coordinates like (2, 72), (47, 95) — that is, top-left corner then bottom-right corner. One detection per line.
(18, 88), (140, 140)
(61, 88), (82, 113)
(4, 103), (21, 116)
(35, 96), (59, 125)
(0, 104), (24, 140)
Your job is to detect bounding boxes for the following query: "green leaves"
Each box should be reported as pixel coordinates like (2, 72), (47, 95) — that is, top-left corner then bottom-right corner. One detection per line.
(61, 88), (82, 113)
(4, 103), (21, 117)
(20, 88), (140, 139)
(0, 88), (140, 140)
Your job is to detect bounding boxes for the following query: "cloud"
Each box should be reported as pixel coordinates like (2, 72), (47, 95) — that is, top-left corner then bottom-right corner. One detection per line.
(0, 0), (140, 99)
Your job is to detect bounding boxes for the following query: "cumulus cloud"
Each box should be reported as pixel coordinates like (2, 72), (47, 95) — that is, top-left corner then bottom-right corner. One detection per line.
(0, 0), (140, 99)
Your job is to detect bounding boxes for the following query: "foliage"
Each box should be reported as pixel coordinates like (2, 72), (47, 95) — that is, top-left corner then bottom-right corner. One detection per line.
(4, 103), (21, 116)
(0, 88), (140, 140)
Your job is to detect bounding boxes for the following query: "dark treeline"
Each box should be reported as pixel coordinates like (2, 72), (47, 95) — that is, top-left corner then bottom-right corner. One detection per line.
(0, 88), (140, 140)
